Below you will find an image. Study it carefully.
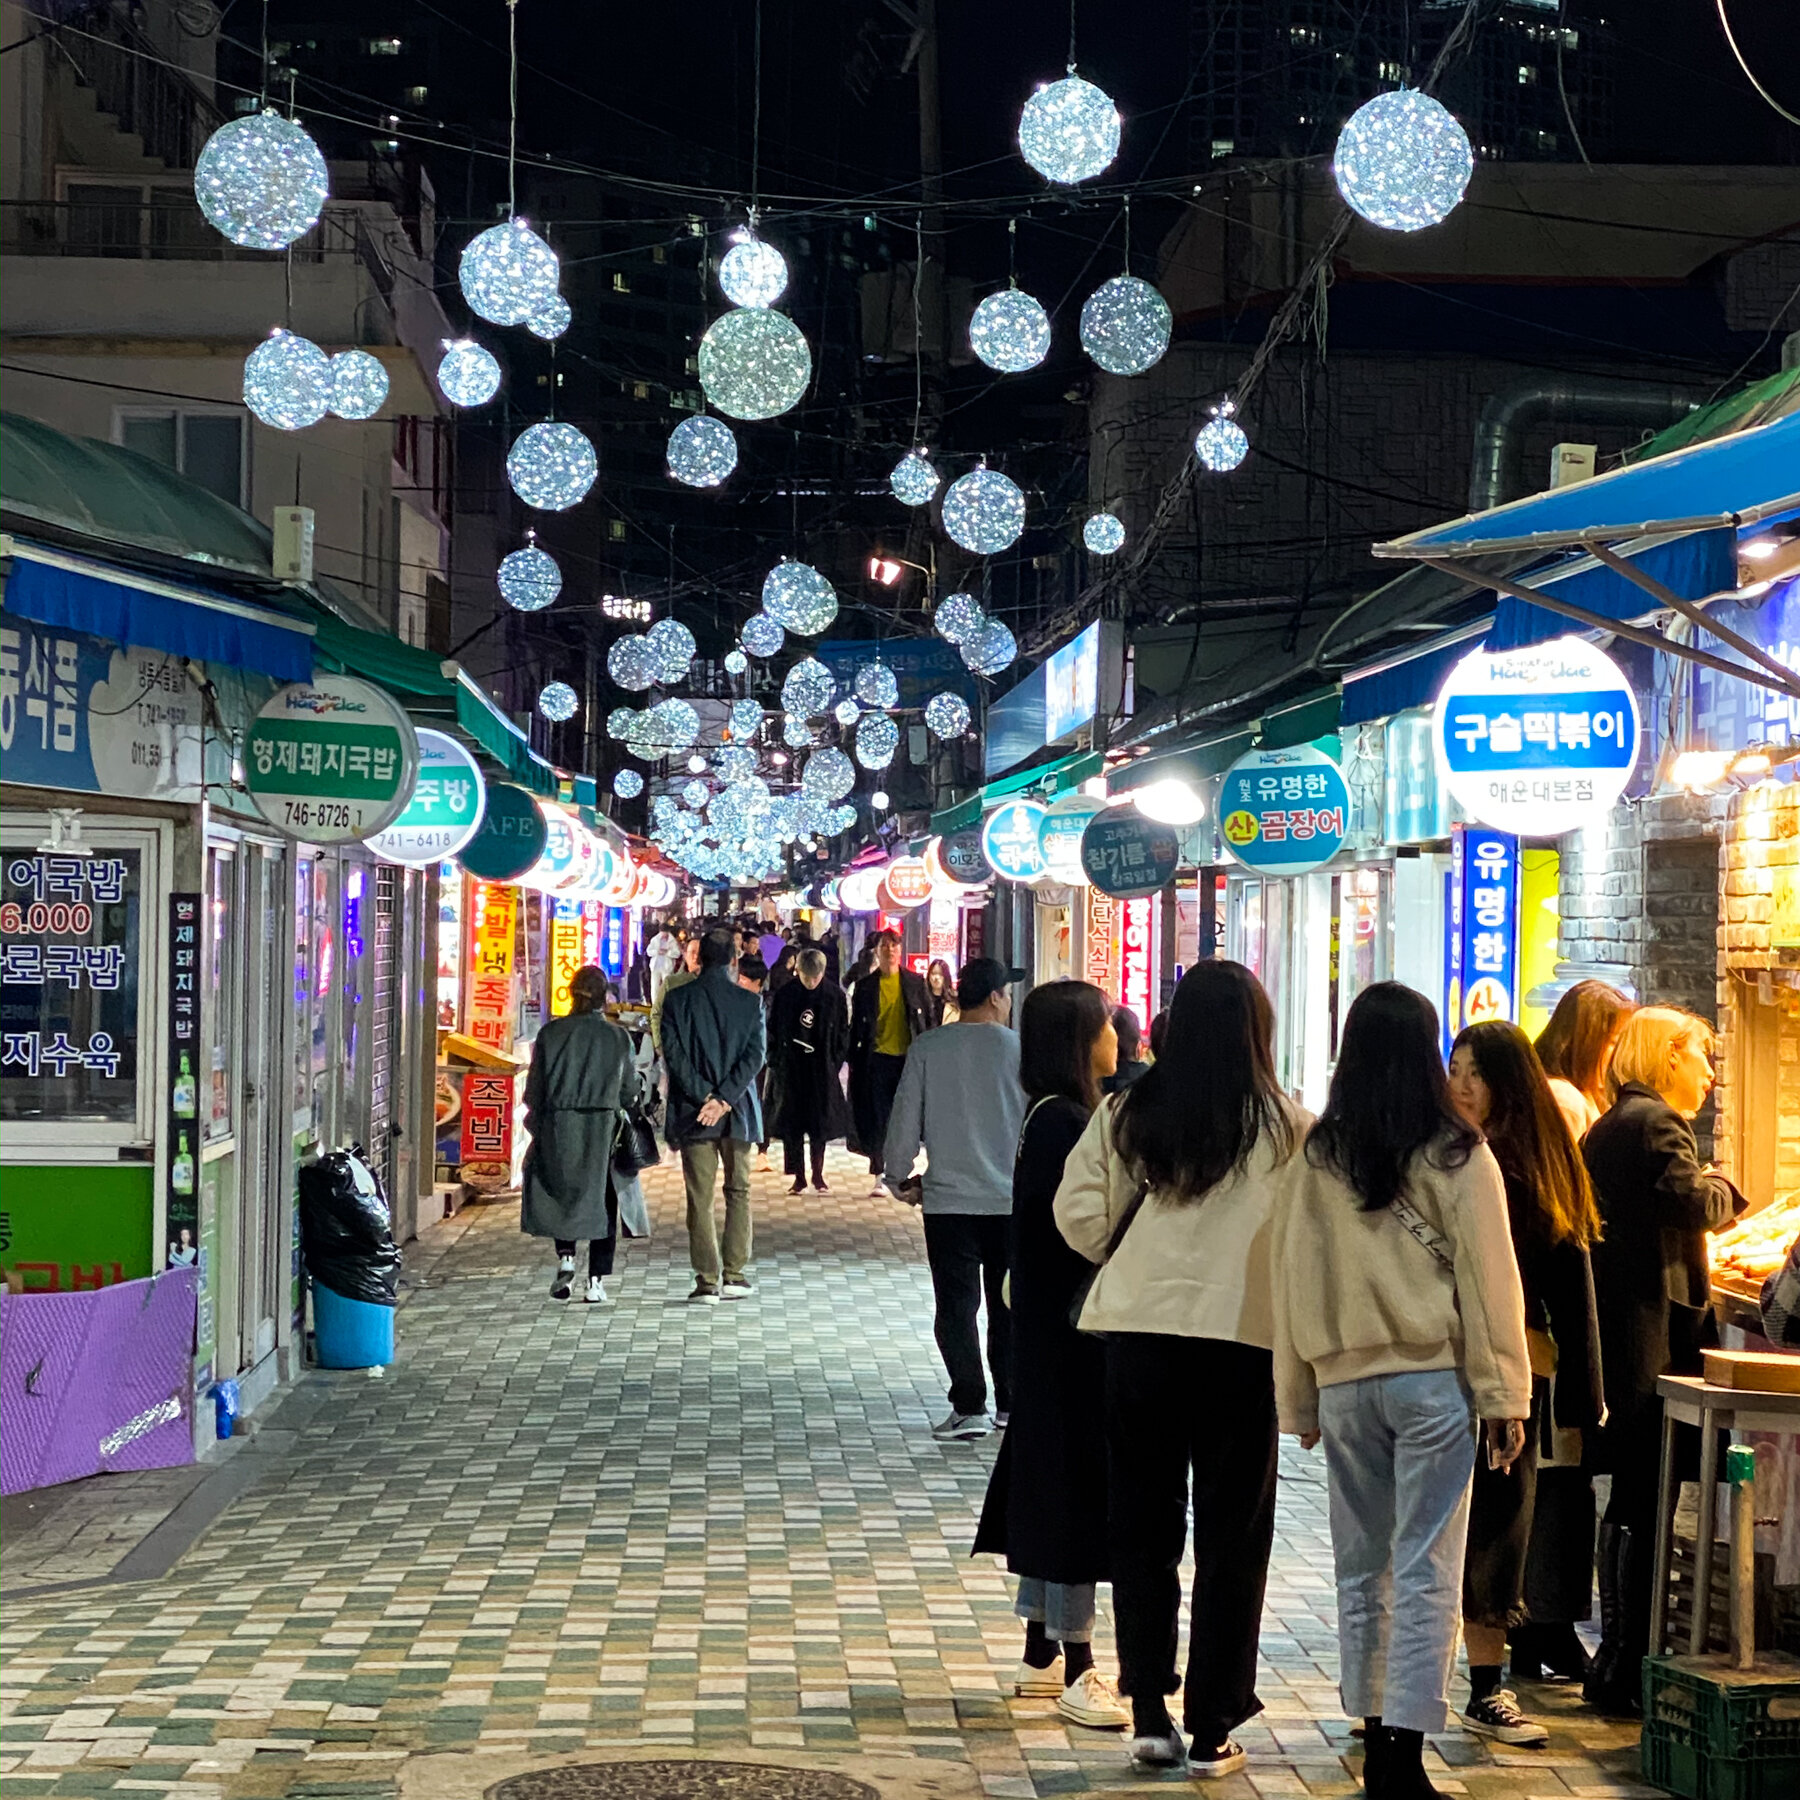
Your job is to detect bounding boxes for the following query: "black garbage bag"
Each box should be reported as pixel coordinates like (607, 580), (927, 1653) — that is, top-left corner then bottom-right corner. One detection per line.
(299, 1145), (402, 1306)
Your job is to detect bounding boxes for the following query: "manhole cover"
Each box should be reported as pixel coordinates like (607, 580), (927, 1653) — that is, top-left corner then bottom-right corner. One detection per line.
(489, 1764), (879, 1800)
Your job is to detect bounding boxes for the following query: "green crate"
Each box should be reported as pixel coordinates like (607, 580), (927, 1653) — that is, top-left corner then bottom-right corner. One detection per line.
(1642, 1654), (1800, 1800)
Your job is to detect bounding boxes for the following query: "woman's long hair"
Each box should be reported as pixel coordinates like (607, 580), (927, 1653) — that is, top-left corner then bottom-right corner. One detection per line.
(1308, 982), (1478, 1211)
(1114, 960), (1293, 1199)
(1017, 979), (1111, 1113)
(1454, 1021), (1602, 1247)
(1534, 980), (1635, 1110)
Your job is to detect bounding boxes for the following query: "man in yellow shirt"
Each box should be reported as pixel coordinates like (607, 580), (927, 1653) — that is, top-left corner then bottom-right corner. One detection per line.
(847, 929), (931, 1196)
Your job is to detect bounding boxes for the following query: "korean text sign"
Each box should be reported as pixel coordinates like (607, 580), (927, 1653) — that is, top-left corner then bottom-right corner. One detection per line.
(1079, 812), (1178, 900)
(1446, 823), (1519, 1039)
(1219, 744), (1349, 875)
(244, 675), (420, 843)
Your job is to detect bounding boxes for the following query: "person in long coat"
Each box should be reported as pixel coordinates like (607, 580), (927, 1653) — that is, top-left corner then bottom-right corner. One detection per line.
(522, 964), (639, 1304)
(767, 948), (850, 1193)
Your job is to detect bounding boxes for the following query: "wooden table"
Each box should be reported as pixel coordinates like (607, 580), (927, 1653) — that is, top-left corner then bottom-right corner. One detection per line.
(1651, 1374), (1800, 1655)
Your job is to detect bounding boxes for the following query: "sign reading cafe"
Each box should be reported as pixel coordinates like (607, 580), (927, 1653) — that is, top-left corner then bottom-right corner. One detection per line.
(244, 675), (420, 843)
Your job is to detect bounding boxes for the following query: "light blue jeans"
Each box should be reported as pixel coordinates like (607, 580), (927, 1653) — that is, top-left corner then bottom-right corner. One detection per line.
(1014, 1577), (1096, 1644)
(1317, 1368), (1477, 1734)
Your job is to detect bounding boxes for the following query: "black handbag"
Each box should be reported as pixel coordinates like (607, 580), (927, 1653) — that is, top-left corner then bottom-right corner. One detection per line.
(613, 1101), (661, 1175)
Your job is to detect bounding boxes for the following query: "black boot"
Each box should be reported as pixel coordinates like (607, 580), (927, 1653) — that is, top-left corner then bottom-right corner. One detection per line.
(1513, 1620), (1590, 1684)
(1379, 1727), (1444, 1800)
(1360, 1717), (1385, 1796)
(1584, 1524), (1642, 1714)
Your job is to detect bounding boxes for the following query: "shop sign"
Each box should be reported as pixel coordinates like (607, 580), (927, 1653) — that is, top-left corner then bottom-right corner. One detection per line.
(165, 892), (201, 1269)
(1038, 794), (1104, 886)
(1084, 885), (1119, 997)
(244, 675), (419, 842)
(1120, 895), (1158, 1028)
(459, 1069), (515, 1172)
(936, 826), (988, 885)
(1219, 744), (1350, 874)
(548, 897), (584, 1017)
(1446, 823), (1519, 1040)
(365, 729), (486, 865)
(1434, 636), (1639, 836)
(981, 799), (1049, 883)
(1384, 709), (1449, 845)
(466, 882), (518, 1053)
(837, 866), (887, 913)
(601, 906), (627, 979)
(1774, 867), (1800, 951)
(581, 901), (603, 970)
(927, 896), (959, 966)
(458, 783), (548, 882)
(884, 856), (933, 907)
(1079, 811), (1178, 899)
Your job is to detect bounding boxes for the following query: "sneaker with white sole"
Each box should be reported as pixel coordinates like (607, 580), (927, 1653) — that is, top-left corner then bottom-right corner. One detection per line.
(1012, 1658), (1063, 1698)
(720, 1279), (755, 1298)
(550, 1255), (575, 1301)
(1461, 1689), (1549, 1746)
(1129, 1728), (1186, 1768)
(1189, 1738), (1248, 1779)
(931, 1410), (992, 1440)
(688, 1281), (721, 1304)
(1057, 1667), (1129, 1730)
(584, 1276), (608, 1304)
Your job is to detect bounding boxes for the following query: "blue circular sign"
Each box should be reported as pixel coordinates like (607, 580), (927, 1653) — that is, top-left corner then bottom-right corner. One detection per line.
(456, 782), (548, 882)
(1079, 810), (1179, 898)
(981, 798), (1048, 882)
(1219, 744), (1350, 874)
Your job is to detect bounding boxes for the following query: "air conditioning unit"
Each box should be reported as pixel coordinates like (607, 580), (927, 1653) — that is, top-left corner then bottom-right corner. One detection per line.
(272, 506), (315, 582)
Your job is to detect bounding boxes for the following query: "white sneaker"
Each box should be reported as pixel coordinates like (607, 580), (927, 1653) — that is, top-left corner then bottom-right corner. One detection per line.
(721, 1279), (755, 1299)
(550, 1255), (575, 1301)
(688, 1281), (721, 1304)
(1057, 1666), (1129, 1730)
(1129, 1728), (1186, 1768)
(1013, 1658), (1063, 1698)
(931, 1410), (992, 1440)
(584, 1276), (608, 1304)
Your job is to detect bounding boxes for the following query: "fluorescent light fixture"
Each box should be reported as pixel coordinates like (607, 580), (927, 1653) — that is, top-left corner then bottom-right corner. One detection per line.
(1132, 777), (1205, 825)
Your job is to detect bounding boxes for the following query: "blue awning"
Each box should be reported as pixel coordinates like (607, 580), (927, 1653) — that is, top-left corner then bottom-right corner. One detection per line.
(2, 544), (314, 682)
(1340, 627), (1489, 726)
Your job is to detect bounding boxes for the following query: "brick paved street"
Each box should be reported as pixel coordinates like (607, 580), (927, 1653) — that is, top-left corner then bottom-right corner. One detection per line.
(0, 1150), (1652, 1799)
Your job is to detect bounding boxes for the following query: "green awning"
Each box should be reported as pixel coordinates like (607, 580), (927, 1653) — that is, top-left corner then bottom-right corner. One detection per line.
(1107, 690), (1342, 796)
(1626, 366), (1800, 465)
(929, 748), (1105, 833)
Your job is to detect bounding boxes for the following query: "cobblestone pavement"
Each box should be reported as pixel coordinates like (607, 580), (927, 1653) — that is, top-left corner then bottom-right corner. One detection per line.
(0, 1148), (1650, 1799)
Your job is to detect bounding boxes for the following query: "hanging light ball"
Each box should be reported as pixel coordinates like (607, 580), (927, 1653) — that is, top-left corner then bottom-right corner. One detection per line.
(762, 561), (839, 635)
(538, 680), (579, 723)
(834, 698), (862, 727)
(1018, 74), (1121, 185)
(723, 648), (749, 675)
(961, 619), (1018, 677)
(526, 292), (571, 341)
(854, 660), (899, 710)
(1195, 405), (1251, 473)
(498, 543), (562, 611)
(1080, 275), (1172, 376)
(782, 656), (836, 716)
(925, 691), (971, 738)
(607, 634), (658, 691)
(607, 707), (638, 739)
(612, 769), (645, 799)
(729, 698), (764, 739)
(855, 713), (900, 770)
(646, 618), (697, 685)
(941, 467), (1026, 555)
(872, 790), (891, 811)
(716, 745), (759, 783)
(460, 218), (560, 326)
(194, 108), (328, 250)
(969, 288), (1053, 372)
(933, 593), (986, 645)
(1333, 89), (1475, 233)
(649, 698), (700, 752)
(666, 415), (738, 488)
(328, 349), (389, 420)
(741, 613), (786, 658)
(802, 746), (856, 802)
(697, 308), (812, 421)
(890, 449), (941, 507)
(718, 236), (790, 308)
(783, 713), (817, 749)
(506, 421), (597, 511)
(437, 339), (502, 408)
(243, 329), (331, 431)
(682, 778), (711, 808)
(1083, 512), (1126, 556)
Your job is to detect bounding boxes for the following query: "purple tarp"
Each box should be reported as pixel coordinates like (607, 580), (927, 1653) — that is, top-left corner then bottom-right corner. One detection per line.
(0, 1266), (198, 1495)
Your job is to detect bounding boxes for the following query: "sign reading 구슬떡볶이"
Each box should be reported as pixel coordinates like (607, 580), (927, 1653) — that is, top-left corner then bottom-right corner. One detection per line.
(245, 675), (420, 842)
(1219, 744), (1350, 875)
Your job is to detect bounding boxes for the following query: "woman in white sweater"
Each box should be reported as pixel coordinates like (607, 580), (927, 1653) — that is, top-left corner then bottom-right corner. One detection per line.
(1054, 961), (1307, 1779)
(1271, 983), (1531, 1800)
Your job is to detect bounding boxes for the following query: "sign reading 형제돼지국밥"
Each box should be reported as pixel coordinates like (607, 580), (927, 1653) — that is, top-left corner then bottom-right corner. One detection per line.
(244, 675), (420, 842)
(1079, 811), (1178, 899)
(981, 799), (1048, 882)
(365, 729), (487, 865)
(1219, 743), (1350, 875)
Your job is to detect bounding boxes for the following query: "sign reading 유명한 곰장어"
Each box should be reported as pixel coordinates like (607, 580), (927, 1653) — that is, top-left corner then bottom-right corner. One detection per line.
(1218, 744), (1350, 875)
(245, 675), (420, 843)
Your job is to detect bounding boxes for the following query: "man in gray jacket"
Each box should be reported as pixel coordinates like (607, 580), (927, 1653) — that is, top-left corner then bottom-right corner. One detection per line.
(882, 957), (1026, 1439)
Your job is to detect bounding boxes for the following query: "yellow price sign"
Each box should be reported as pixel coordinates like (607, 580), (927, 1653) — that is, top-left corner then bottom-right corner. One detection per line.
(1222, 809), (1261, 847)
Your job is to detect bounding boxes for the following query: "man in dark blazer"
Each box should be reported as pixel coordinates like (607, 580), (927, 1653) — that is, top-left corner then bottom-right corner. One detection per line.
(661, 928), (767, 1303)
(847, 929), (932, 1194)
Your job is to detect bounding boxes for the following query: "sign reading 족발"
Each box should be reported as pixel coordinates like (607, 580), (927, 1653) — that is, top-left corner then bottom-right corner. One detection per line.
(1219, 743), (1350, 875)
(366, 729), (487, 865)
(1079, 811), (1179, 899)
(244, 675), (420, 842)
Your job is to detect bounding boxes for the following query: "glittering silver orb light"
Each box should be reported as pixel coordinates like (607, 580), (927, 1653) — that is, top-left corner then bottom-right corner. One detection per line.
(941, 467), (1026, 555)
(802, 746), (856, 801)
(697, 308), (812, 421)
(460, 218), (560, 326)
(970, 287), (1052, 372)
(526, 293), (571, 341)
(538, 680), (579, 723)
(1080, 275), (1172, 376)
(437, 339), (502, 408)
(933, 593), (986, 644)
(854, 660), (898, 710)
(608, 635), (658, 691)
(715, 745), (759, 782)
(646, 618), (696, 685)
(762, 562), (839, 635)
(328, 349), (389, 420)
(667, 415), (738, 488)
(506, 422), (597, 511)
(741, 613), (785, 658)
(961, 619), (1018, 677)
(194, 109), (328, 250)
(729, 698), (764, 739)
(1084, 512), (1126, 555)
(648, 698), (700, 752)
(1018, 74), (1121, 185)
(782, 657), (836, 716)
(723, 648), (749, 675)
(719, 236), (789, 308)
(607, 707), (638, 739)
(1195, 406), (1250, 473)
(498, 543), (562, 611)
(783, 713), (817, 749)
(1334, 89), (1475, 233)
(682, 778), (711, 808)
(613, 769), (645, 799)
(243, 329), (331, 431)
(855, 714), (899, 770)
(890, 450), (940, 506)
(834, 698), (862, 727)
(925, 691), (971, 738)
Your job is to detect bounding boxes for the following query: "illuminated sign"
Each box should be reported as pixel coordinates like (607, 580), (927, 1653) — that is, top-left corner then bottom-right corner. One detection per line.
(981, 798), (1049, 882)
(1445, 823), (1518, 1040)
(1037, 794), (1103, 886)
(838, 866), (887, 913)
(1119, 894), (1157, 1028)
(466, 882), (517, 1052)
(244, 675), (420, 843)
(458, 783), (548, 883)
(1084, 884), (1118, 998)
(367, 729), (487, 865)
(1219, 743), (1350, 875)
(548, 897), (583, 1017)
(1079, 811), (1177, 899)
(882, 856), (933, 908)
(1045, 621), (1102, 744)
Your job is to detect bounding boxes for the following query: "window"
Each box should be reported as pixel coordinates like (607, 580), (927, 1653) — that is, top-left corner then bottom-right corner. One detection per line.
(611, 271), (631, 294)
(366, 37), (402, 54)
(1210, 138), (1235, 159)
(1518, 63), (1538, 84)
(65, 185), (142, 257)
(116, 411), (244, 506)
(404, 85), (428, 104)
(652, 244), (667, 264)
(632, 381), (650, 401)
(608, 519), (627, 542)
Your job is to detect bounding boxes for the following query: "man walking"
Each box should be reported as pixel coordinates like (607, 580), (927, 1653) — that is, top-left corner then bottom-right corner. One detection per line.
(882, 957), (1026, 1440)
(768, 947), (849, 1193)
(848, 929), (931, 1196)
(660, 929), (766, 1303)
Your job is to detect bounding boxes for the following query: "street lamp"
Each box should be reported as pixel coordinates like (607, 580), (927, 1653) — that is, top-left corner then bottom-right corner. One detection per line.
(868, 553), (930, 588)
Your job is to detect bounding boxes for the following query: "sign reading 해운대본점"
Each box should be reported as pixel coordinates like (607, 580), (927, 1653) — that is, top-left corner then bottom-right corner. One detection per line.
(981, 799), (1049, 883)
(1079, 811), (1179, 899)
(365, 729), (488, 865)
(457, 783), (549, 883)
(1219, 743), (1351, 875)
(1434, 636), (1639, 837)
(245, 675), (420, 842)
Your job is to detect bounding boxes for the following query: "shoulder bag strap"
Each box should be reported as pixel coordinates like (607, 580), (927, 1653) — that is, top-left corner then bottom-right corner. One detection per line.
(1390, 1192), (1455, 1276)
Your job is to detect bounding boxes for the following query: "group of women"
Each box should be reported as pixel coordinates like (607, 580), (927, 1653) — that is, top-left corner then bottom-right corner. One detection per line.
(976, 965), (1743, 1796)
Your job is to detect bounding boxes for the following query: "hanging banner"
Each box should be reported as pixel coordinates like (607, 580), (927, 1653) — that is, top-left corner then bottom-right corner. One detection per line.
(1434, 636), (1639, 836)
(548, 898), (584, 1017)
(165, 892), (202, 1270)
(1119, 894), (1159, 1028)
(244, 675), (420, 842)
(1219, 744), (1350, 875)
(466, 883), (518, 1053)
(1445, 823), (1520, 1041)
(457, 783), (548, 883)
(1083, 885), (1119, 999)
(981, 798), (1049, 883)
(365, 729), (487, 866)
(1038, 794), (1104, 886)
(1079, 811), (1178, 899)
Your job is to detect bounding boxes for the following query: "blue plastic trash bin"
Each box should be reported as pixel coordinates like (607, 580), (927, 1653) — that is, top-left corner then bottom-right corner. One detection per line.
(311, 1279), (395, 1368)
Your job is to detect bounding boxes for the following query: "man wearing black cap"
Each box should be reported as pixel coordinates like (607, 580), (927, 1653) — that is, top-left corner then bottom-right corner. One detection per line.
(882, 956), (1027, 1440)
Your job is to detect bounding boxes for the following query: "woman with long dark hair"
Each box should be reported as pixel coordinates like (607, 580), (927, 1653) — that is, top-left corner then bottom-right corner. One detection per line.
(1053, 962), (1304, 1777)
(923, 957), (959, 1026)
(1446, 1023), (1604, 1743)
(1272, 983), (1530, 1800)
(973, 980), (1128, 1731)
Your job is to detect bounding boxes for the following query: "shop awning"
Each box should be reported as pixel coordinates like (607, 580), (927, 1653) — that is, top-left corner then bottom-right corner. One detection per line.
(1105, 689), (1341, 797)
(1, 538), (315, 682)
(928, 748), (1105, 834)
(1339, 621), (1494, 725)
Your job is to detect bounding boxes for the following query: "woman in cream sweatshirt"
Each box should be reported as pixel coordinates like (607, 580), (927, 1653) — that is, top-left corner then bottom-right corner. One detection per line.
(1271, 983), (1530, 1800)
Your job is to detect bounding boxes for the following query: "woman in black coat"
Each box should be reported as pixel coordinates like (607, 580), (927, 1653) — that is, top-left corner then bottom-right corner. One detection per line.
(766, 949), (849, 1193)
(974, 979), (1128, 1733)
(1580, 1007), (1745, 1714)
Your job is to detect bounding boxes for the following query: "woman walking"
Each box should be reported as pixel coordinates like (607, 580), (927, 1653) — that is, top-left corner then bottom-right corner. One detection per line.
(1446, 1023), (1604, 1743)
(1582, 1008), (1745, 1713)
(1054, 962), (1305, 1777)
(1535, 981), (1635, 1142)
(924, 958), (959, 1027)
(974, 980), (1129, 1731)
(522, 965), (640, 1304)
(1272, 983), (1530, 1800)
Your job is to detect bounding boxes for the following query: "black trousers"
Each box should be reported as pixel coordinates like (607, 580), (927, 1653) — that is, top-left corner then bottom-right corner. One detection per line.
(1105, 1334), (1278, 1745)
(783, 1131), (827, 1183)
(921, 1212), (1012, 1416)
(865, 1052), (909, 1173)
(553, 1236), (613, 1277)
